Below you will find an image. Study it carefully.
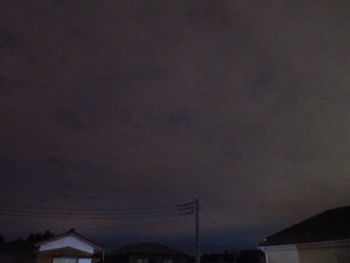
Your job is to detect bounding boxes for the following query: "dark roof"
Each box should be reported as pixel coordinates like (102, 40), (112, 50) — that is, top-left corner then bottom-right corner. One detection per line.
(260, 206), (350, 246)
(110, 243), (188, 256)
(36, 229), (103, 252)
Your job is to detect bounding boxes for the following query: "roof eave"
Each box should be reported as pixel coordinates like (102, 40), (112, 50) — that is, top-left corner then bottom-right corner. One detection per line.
(259, 238), (350, 251)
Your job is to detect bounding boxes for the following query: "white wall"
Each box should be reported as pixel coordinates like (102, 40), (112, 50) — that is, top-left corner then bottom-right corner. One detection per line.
(297, 245), (350, 263)
(263, 243), (350, 263)
(264, 246), (299, 263)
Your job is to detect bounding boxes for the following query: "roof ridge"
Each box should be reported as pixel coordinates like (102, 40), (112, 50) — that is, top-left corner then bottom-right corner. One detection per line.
(35, 230), (103, 251)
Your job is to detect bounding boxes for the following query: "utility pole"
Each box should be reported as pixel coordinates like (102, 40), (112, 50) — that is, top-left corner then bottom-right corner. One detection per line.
(195, 198), (200, 263)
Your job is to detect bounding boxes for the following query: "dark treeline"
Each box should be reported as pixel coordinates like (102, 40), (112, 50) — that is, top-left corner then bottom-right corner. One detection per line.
(201, 250), (265, 263)
(0, 231), (54, 252)
(25, 231), (54, 243)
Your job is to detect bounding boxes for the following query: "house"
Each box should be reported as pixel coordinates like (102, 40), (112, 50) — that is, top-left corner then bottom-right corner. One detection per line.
(35, 229), (103, 263)
(259, 206), (350, 263)
(106, 243), (192, 263)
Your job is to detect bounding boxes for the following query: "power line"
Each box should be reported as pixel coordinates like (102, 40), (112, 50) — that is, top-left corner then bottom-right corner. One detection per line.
(0, 211), (194, 220)
(0, 206), (194, 216)
(0, 201), (194, 213)
(0, 201), (195, 220)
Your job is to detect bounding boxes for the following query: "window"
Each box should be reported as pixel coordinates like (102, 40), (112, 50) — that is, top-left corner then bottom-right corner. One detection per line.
(137, 258), (149, 263)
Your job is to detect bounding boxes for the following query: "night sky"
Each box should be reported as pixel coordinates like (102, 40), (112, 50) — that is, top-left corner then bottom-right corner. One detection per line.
(1, 0), (350, 252)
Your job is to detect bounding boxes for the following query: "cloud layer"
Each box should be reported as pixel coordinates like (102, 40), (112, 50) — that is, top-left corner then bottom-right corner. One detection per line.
(0, 0), (350, 251)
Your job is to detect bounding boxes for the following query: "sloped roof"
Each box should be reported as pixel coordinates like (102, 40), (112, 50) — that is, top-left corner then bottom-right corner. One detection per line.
(111, 243), (188, 256)
(260, 206), (350, 246)
(35, 229), (103, 252)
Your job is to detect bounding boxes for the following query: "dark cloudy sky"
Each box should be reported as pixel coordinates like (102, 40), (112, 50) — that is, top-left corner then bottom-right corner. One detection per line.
(1, 0), (350, 252)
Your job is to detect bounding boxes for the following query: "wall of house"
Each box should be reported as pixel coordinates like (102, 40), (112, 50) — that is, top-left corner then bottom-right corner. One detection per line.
(35, 247), (93, 263)
(298, 244), (350, 263)
(264, 246), (299, 263)
(264, 244), (350, 263)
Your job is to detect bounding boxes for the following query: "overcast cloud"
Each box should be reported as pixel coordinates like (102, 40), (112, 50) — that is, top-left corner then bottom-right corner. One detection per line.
(0, 0), (350, 251)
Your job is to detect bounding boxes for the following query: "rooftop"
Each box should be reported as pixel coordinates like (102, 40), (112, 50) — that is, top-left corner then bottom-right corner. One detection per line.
(260, 206), (350, 246)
